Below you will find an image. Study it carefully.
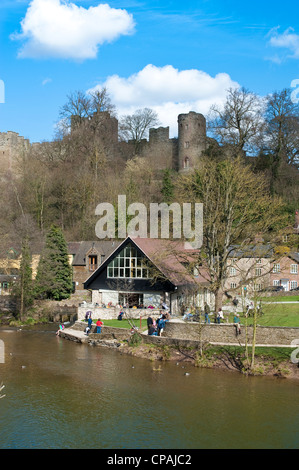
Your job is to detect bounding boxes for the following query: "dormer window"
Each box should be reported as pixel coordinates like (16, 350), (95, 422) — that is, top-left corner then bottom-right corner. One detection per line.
(89, 255), (98, 271)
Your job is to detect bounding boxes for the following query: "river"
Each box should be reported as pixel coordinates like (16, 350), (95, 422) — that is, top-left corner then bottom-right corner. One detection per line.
(0, 325), (298, 450)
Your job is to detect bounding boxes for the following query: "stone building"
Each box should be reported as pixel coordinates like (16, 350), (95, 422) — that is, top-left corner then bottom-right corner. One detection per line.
(177, 112), (207, 171)
(138, 111), (207, 171)
(270, 253), (299, 292)
(83, 236), (212, 315)
(0, 110), (208, 175)
(0, 131), (30, 175)
(68, 240), (121, 292)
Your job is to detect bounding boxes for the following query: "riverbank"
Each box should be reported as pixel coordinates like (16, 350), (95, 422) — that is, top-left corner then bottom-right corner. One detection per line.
(118, 339), (299, 380)
(58, 322), (299, 381)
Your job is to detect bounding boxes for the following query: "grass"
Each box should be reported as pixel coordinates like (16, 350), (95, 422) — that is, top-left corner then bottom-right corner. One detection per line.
(230, 302), (299, 327)
(86, 307), (299, 328)
(206, 344), (294, 361)
(258, 295), (299, 302)
(82, 319), (148, 330)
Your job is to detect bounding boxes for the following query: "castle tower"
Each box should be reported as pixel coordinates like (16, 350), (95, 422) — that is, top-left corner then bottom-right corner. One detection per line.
(177, 111), (207, 171)
(0, 131), (30, 175)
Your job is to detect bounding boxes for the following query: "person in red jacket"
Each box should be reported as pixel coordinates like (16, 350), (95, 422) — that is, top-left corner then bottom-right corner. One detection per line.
(96, 319), (103, 334)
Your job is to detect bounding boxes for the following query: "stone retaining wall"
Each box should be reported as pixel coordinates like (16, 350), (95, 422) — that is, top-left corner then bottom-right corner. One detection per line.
(71, 320), (299, 347)
(163, 322), (299, 346)
(78, 306), (160, 321)
(0, 296), (16, 314)
(72, 321), (132, 341)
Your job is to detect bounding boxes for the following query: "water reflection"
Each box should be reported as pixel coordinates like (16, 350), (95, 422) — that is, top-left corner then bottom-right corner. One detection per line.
(0, 327), (298, 449)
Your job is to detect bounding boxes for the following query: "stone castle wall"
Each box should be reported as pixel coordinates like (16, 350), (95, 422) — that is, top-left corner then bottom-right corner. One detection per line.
(0, 131), (30, 174)
(0, 110), (208, 175)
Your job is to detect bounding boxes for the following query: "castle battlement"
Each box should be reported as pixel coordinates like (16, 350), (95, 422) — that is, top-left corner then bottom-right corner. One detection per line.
(0, 131), (31, 174)
(0, 131), (30, 148)
(0, 110), (208, 175)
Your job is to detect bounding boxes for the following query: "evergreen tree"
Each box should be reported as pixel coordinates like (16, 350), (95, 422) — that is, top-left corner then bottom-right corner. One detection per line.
(161, 169), (175, 203)
(12, 237), (34, 320)
(35, 226), (73, 301)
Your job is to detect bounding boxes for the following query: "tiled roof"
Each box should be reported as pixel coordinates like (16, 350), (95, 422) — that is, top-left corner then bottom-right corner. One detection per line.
(84, 236), (210, 288)
(68, 241), (121, 266)
(131, 237), (209, 286)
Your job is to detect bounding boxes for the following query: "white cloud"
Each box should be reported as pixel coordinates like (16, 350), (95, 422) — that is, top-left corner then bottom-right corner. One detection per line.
(11, 0), (135, 60)
(88, 64), (240, 137)
(42, 77), (52, 85)
(268, 27), (299, 60)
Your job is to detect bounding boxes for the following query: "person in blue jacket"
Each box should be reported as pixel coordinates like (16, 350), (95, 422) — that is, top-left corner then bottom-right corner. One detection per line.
(157, 314), (168, 336)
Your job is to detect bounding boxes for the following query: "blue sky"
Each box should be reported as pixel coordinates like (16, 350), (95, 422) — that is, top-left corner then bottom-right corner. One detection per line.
(1, 0), (299, 142)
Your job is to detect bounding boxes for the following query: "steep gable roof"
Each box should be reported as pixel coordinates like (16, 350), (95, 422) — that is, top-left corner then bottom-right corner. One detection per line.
(84, 237), (209, 289)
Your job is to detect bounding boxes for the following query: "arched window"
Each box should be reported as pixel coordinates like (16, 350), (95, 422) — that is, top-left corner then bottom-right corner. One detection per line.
(183, 156), (190, 169)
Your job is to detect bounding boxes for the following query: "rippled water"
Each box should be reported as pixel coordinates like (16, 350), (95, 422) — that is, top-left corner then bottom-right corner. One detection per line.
(0, 326), (298, 449)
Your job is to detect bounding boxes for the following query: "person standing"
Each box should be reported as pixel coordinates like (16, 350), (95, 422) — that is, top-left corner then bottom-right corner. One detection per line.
(87, 316), (93, 332)
(233, 314), (241, 336)
(232, 297), (238, 314)
(157, 314), (168, 336)
(204, 303), (210, 324)
(96, 318), (103, 334)
(147, 315), (153, 334)
(217, 308), (224, 324)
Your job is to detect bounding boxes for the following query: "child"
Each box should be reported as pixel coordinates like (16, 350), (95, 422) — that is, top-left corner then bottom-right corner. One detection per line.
(96, 318), (103, 333)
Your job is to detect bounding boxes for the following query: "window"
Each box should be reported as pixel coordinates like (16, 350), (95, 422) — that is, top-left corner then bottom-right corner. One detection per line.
(256, 259), (262, 264)
(290, 281), (298, 290)
(184, 141), (190, 148)
(230, 282), (237, 289)
(230, 267), (236, 276)
(107, 244), (151, 279)
(119, 293), (144, 308)
(255, 268), (262, 276)
(183, 156), (190, 169)
(273, 280), (280, 286)
(273, 264), (280, 273)
(88, 255), (98, 271)
(290, 264), (298, 274)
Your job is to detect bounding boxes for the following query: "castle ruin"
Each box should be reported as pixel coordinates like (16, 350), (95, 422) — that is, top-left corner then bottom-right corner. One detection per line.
(124, 110), (207, 171)
(0, 131), (30, 174)
(0, 111), (208, 174)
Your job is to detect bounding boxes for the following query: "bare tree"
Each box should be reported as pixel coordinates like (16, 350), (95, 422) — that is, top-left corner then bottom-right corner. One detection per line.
(176, 155), (286, 314)
(59, 90), (92, 133)
(57, 87), (116, 135)
(119, 108), (160, 154)
(209, 87), (265, 157)
(264, 88), (299, 183)
(88, 87), (116, 117)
